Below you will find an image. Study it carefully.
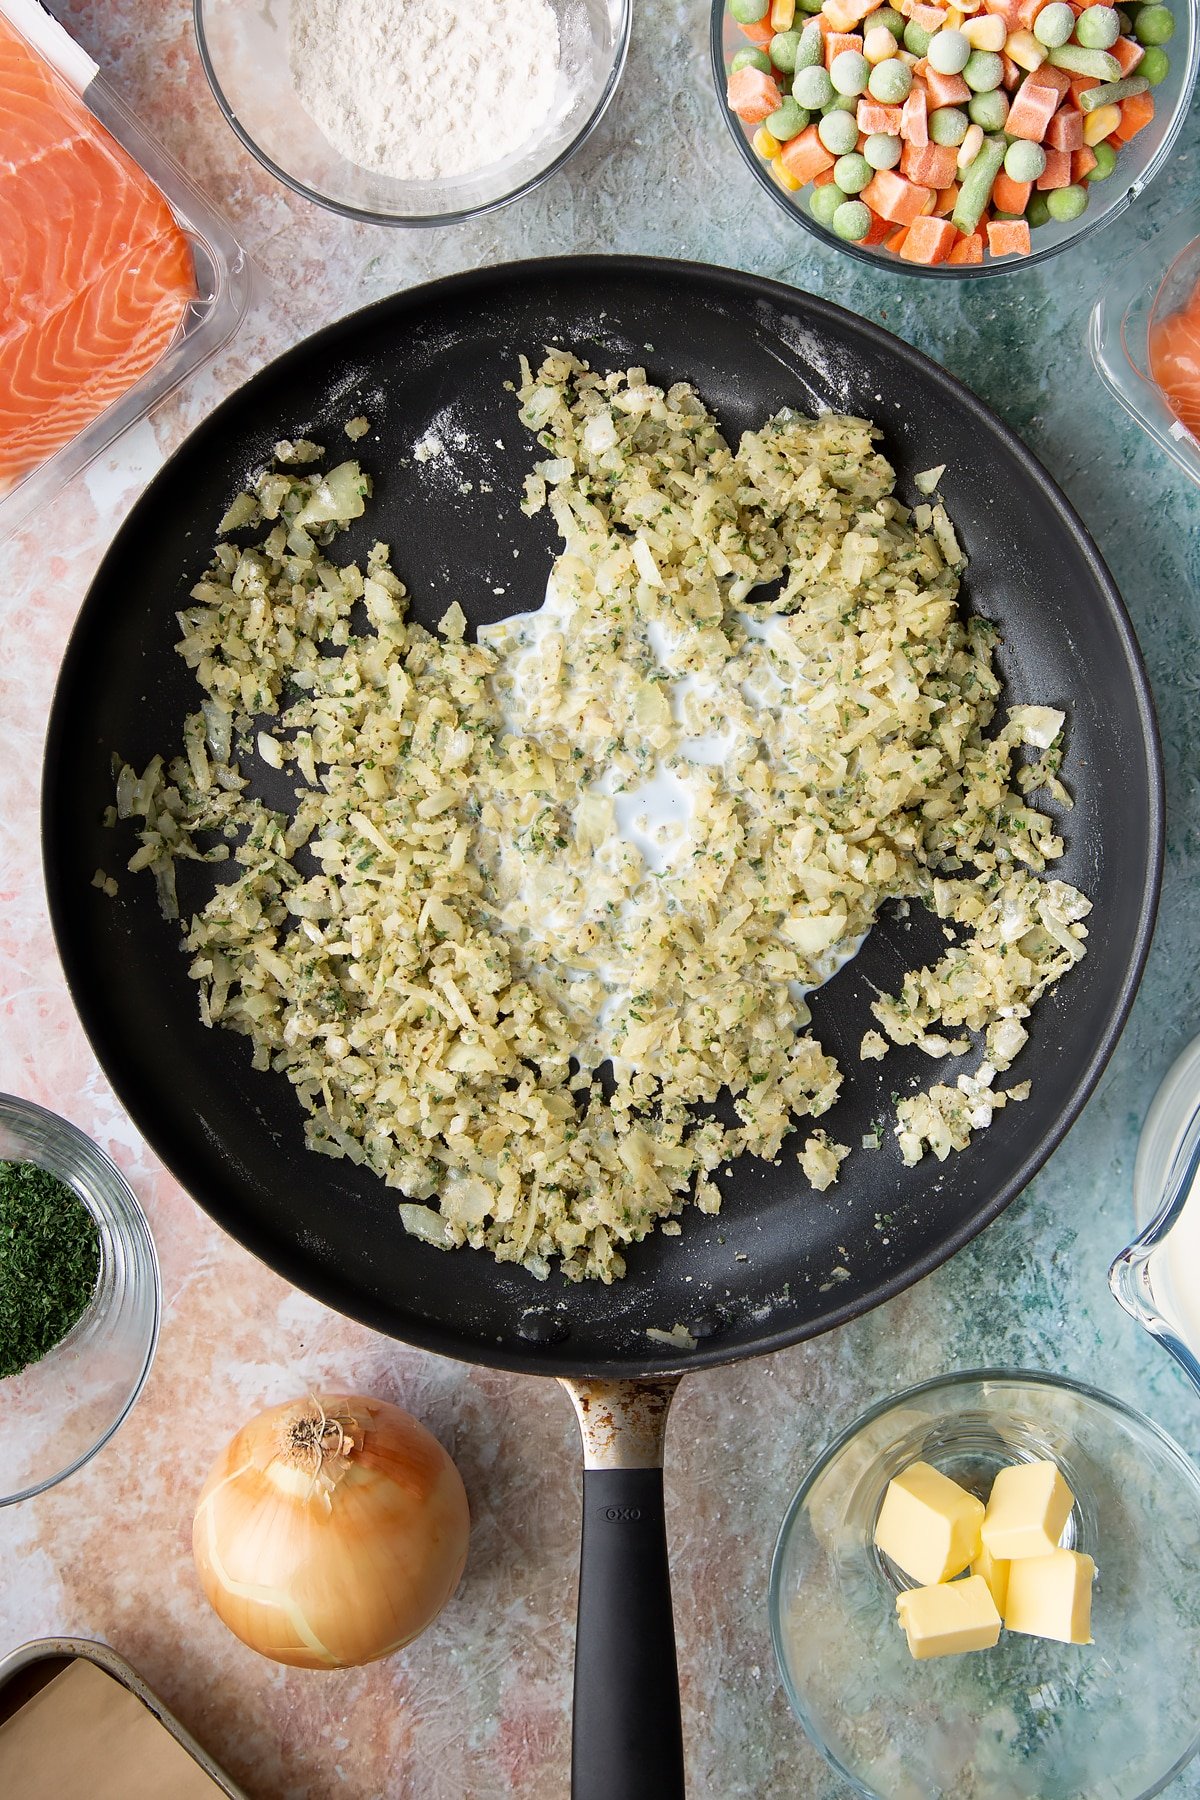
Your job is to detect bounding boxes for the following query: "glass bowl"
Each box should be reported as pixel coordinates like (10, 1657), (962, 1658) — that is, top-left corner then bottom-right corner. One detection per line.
(0, 1095), (160, 1505)
(194, 0), (631, 227)
(711, 0), (1199, 278)
(1090, 205), (1200, 490)
(770, 1370), (1200, 1798)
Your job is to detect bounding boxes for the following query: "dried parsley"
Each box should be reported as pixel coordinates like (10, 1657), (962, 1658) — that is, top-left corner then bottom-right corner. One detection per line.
(0, 1160), (100, 1380)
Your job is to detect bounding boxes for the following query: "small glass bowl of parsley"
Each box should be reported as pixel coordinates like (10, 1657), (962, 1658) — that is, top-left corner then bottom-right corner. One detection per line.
(0, 1094), (159, 1505)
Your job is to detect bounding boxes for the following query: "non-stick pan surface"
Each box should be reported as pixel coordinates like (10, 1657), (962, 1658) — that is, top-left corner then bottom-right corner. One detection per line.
(43, 258), (1162, 1379)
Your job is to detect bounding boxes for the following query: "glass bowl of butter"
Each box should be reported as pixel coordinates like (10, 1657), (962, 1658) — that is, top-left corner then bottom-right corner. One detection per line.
(770, 1370), (1200, 1799)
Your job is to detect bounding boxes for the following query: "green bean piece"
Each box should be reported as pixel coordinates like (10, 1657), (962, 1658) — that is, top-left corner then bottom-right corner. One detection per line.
(1079, 71), (1150, 106)
(952, 132), (1007, 233)
(1047, 43), (1123, 76)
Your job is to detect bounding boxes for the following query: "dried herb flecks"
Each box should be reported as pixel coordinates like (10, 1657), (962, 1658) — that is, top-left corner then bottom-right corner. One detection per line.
(0, 1160), (100, 1380)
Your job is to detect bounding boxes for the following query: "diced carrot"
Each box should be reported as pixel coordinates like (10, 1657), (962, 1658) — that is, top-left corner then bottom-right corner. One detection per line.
(1036, 146), (1072, 187)
(983, 0), (1023, 26)
(901, 139), (959, 185)
(1111, 35), (1145, 73)
(857, 130), (869, 150)
(1027, 63), (1072, 97)
(779, 123), (838, 182)
(1112, 88), (1155, 140)
(813, 165), (838, 185)
(1016, 0), (1049, 24)
(948, 229), (985, 263)
(1046, 105), (1084, 149)
(862, 167), (935, 222)
(863, 208), (894, 243)
(922, 65), (972, 105)
(1071, 144), (1098, 179)
(986, 218), (1032, 256)
(991, 170), (1032, 211)
(822, 0), (881, 30)
(899, 214), (958, 262)
(739, 18), (777, 45)
(1068, 74), (1100, 103)
(825, 29), (865, 67)
(857, 99), (904, 132)
(1001, 53), (1022, 87)
(908, 1), (949, 27)
(727, 66), (784, 123)
(814, 10), (837, 28)
(932, 182), (960, 214)
(901, 87), (929, 145)
(1005, 80), (1060, 138)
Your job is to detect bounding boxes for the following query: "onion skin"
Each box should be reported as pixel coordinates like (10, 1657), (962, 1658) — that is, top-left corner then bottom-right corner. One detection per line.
(192, 1393), (470, 1669)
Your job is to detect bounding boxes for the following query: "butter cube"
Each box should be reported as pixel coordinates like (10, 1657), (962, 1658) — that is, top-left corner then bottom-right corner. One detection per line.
(896, 1575), (1002, 1661)
(874, 1461), (985, 1585)
(1004, 1549), (1095, 1644)
(981, 1459), (1074, 1561)
(971, 1540), (1010, 1615)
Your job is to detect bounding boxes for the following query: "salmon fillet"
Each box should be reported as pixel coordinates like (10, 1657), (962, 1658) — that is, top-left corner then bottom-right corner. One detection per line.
(1150, 288), (1200, 440)
(0, 16), (195, 490)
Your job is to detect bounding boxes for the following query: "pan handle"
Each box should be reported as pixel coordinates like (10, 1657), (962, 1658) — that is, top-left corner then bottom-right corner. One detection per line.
(560, 1377), (685, 1800)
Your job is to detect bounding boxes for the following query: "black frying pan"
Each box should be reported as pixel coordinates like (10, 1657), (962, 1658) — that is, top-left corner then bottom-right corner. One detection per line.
(43, 259), (1162, 1799)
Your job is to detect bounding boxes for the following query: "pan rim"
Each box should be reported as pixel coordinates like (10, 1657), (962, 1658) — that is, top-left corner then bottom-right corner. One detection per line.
(41, 255), (1165, 1379)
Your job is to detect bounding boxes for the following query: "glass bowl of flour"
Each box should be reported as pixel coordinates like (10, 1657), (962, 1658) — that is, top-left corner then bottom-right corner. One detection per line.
(194, 0), (631, 225)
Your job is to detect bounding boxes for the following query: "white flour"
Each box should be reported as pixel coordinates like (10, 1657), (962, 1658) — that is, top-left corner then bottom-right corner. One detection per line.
(288, 0), (561, 182)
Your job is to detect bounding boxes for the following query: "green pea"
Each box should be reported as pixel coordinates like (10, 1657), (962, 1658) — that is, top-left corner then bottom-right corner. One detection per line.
(991, 209), (1023, 220)
(1135, 3), (1174, 41)
(864, 5), (906, 37)
(730, 0), (770, 21)
(1087, 138), (1119, 177)
(864, 130), (903, 167)
(832, 199), (872, 240)
(834, 150), (873, 192)
(929, 105), (969, 145)
(1046, 181), (1090, 219)
(810, 183), (845, 226)
(963, 49), (1004, 90)
(824, 91), (860, 110)
(795, 21), (826, 68)
(1075, 4), (1120, 46)
(794, 64), (835, 108)
(770, 29), (804, 70)
(968, 88), (1009, 128)
(1026, 191), (1052, 225)
(766, 98), (810, 137)
(818, 106), (861, 152)
(1139, 43), (1171, 79)
(903, 19), (933, 54)
(831, 48), (871, 94)
(868, 56), (912, 100)
(798, 0), (826, 15)
(1004, 138), (1047, 180)
(1034, 1), (1075, 44)
(730, 46), (773, 73)
(1115, 8), (1133, 30)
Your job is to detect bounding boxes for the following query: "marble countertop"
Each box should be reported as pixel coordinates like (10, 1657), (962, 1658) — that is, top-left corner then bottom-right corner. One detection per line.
(3, 3), (1200, 1796)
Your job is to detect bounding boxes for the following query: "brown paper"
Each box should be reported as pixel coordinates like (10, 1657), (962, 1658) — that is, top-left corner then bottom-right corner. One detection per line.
(0, 1656), (229, 1799)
